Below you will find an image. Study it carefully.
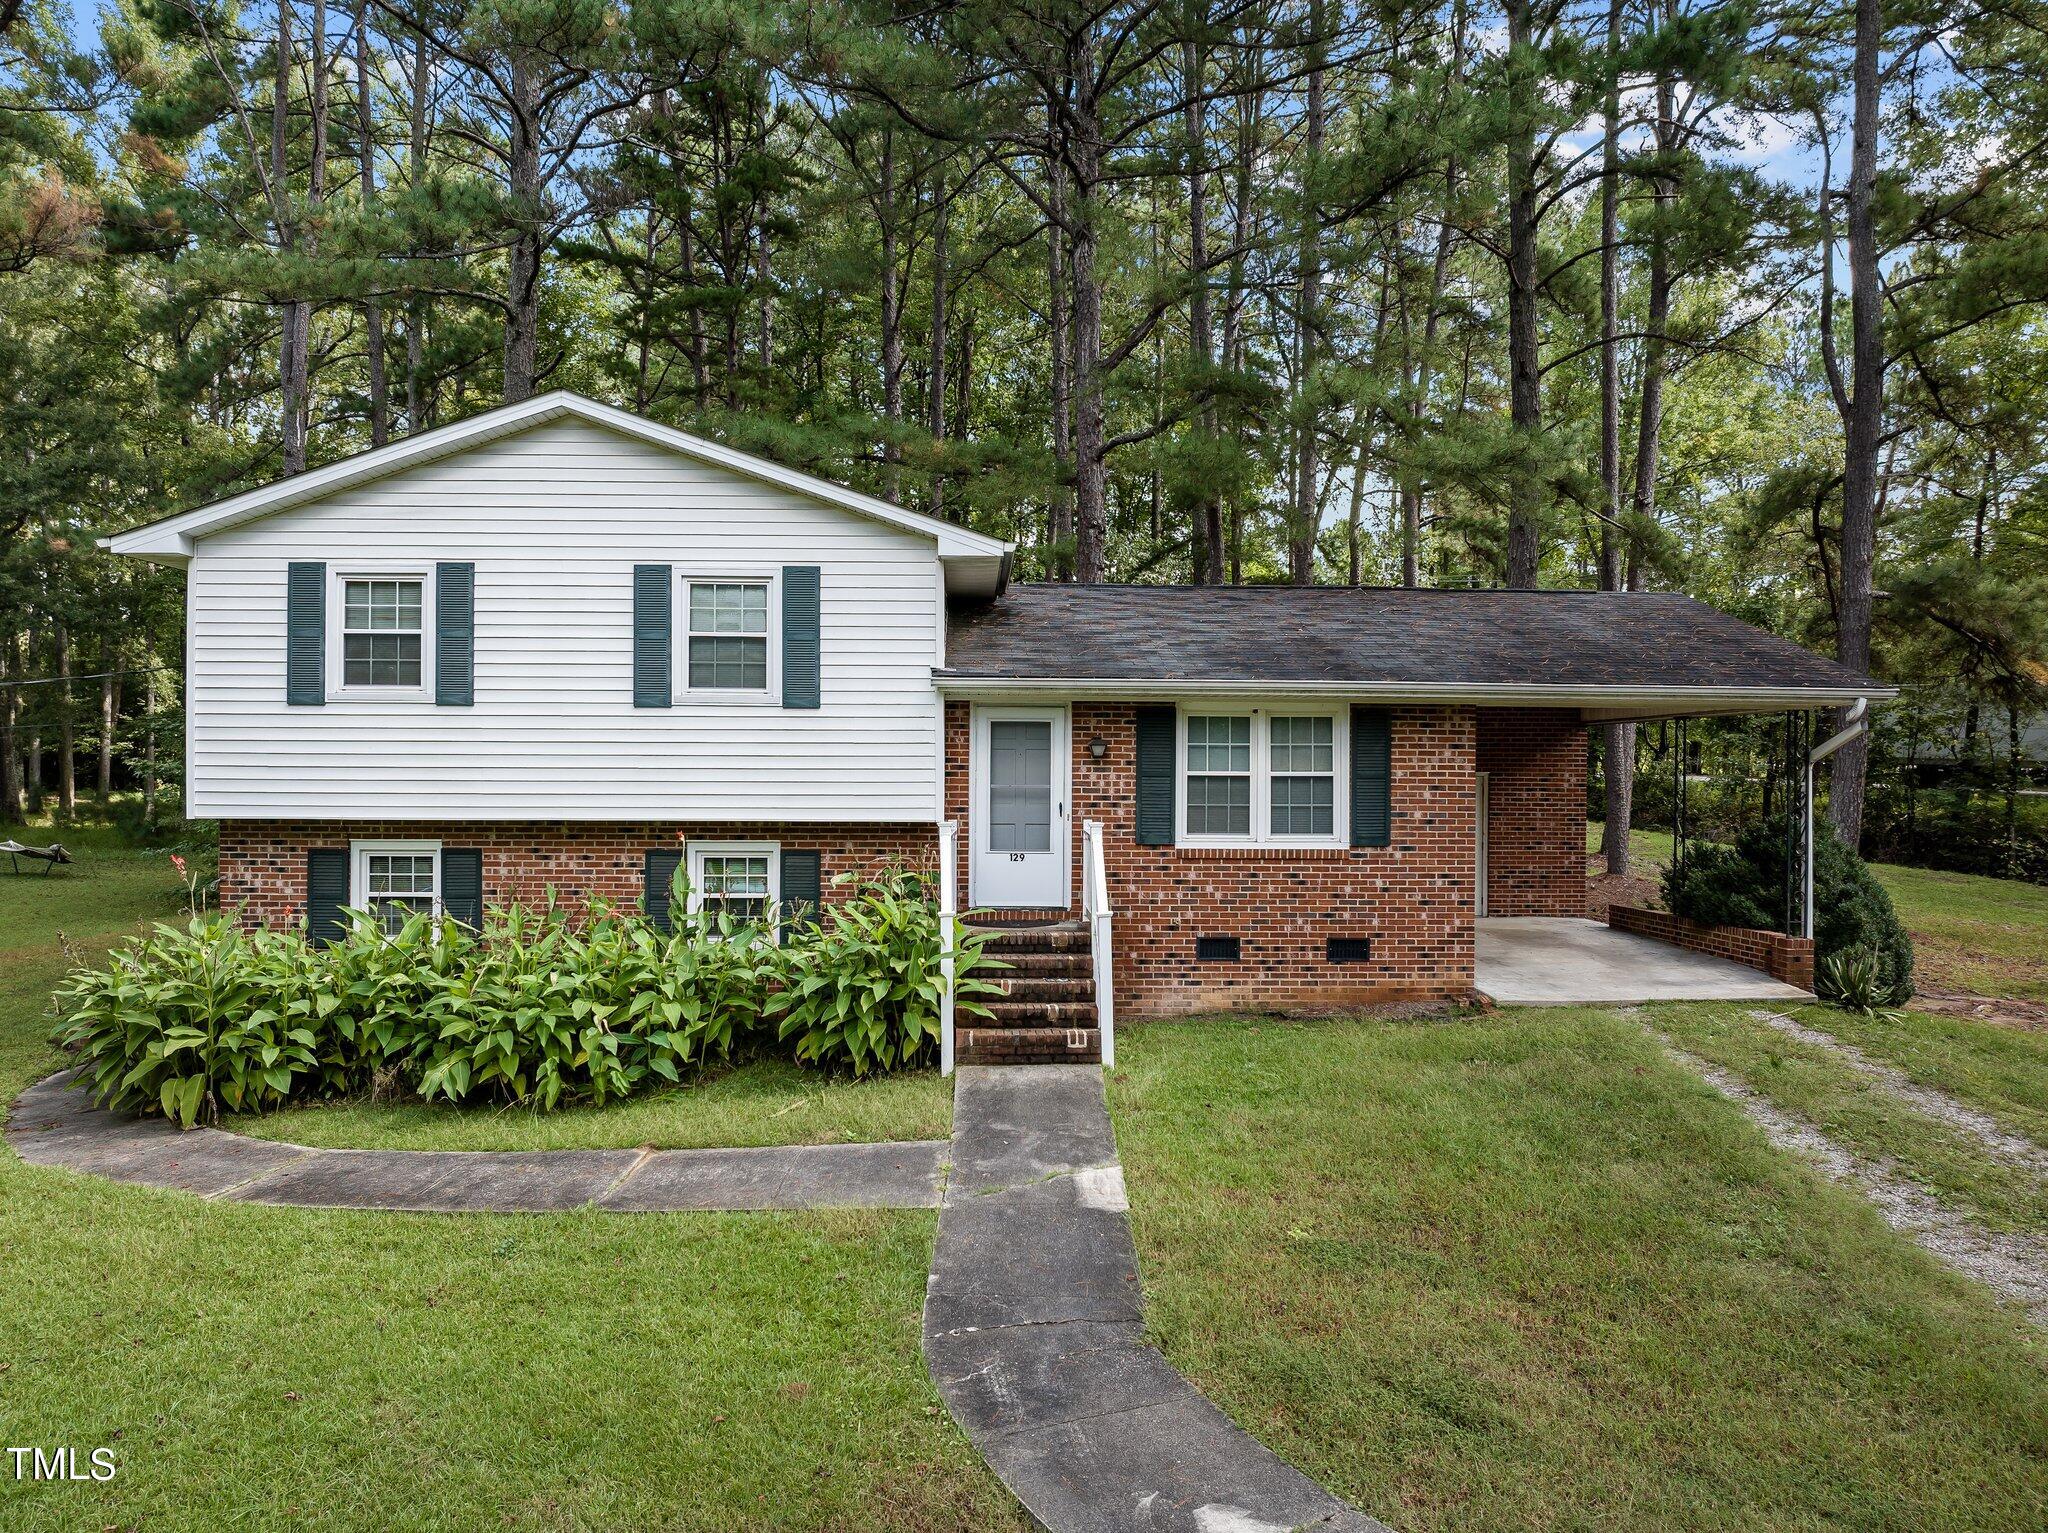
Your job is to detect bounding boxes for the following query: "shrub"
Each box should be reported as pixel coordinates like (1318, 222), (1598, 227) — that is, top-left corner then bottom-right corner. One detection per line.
(1663, 817), (1914, 1004)
(1816, 948), (1905, 1016)
(770, 869), (1002, 1075)
(54, 918), (331, 1127)
(53, 870), (996, 1124)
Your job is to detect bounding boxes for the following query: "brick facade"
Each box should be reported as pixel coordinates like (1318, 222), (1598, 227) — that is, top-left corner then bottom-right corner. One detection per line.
(219, 820), (936, 929)
(948, 699), (1484, 1018)
(1607, 904), (1816, 990)
(1475, 707), (1587, 918)
(222, 702), (1596, 1021)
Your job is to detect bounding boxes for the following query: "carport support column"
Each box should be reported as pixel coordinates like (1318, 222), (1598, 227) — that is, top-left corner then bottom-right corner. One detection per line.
(1672, 718), (1687, 881)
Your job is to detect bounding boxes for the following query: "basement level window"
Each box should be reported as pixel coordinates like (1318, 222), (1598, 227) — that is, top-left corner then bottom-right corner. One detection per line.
(1195, 935), (1241, 962)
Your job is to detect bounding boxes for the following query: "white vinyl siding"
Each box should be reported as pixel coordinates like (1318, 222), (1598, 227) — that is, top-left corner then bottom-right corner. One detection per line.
(185, 417), (944, 821)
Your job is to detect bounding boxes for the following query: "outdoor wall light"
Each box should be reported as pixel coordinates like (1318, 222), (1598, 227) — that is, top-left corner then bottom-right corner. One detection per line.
(1087, 735), (1108, 761)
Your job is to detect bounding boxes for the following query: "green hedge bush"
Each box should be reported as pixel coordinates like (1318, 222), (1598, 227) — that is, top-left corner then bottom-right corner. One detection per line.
(1662, 818), (1915, 1005)
(54, 872), (1000, 1126)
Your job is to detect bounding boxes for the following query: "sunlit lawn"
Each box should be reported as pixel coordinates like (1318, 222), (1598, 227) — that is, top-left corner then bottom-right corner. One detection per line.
(0, 829), (1020, 1531)
(1111, 1010), (2048, 1532)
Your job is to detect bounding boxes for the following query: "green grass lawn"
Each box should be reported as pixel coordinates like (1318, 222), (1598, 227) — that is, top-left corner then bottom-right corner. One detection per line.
(1110, 1010), (2048, 1532)
(1787, 1005), (2048, 1142)
(1590, 822), (2048, 1002)
(0, 832), (1022, 1531)
(1654, 1002), (2048, 1239)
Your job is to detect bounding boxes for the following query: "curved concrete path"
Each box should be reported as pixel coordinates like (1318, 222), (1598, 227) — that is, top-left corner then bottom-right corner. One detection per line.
(6, 1072), (946, 1212)
(927, 1066), (1387, 1533)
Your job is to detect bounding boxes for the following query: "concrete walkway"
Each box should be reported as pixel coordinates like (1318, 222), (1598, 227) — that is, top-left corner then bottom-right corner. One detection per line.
(925, 1066), (1387, 1533)
(1477, 916), (1810, 1006)
(6, 1072), (946, 1212)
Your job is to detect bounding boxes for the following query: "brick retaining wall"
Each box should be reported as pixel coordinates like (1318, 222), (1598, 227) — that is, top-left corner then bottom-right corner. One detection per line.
(1607, 903), (1815, 990)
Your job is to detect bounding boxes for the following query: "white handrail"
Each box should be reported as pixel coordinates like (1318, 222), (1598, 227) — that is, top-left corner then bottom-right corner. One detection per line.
(938, 819), (959, 1076)
(1081, 819), (1115, 1068)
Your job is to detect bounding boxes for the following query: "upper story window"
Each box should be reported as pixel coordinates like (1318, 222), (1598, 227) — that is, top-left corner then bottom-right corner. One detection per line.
(342, 578), (424, 687)
(326, 568), (433, 699)
(686, 580), (770, 694)
(1180, 709), (1345, 847)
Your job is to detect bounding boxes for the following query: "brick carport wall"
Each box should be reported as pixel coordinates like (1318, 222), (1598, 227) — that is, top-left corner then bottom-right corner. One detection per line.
(1475, 707), (1588, 917)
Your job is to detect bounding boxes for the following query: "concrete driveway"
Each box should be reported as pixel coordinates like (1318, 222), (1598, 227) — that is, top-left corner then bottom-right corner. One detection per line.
(1477, 917), (1812, 1006)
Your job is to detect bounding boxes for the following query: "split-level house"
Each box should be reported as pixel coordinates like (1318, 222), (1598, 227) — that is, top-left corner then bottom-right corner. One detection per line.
(105, 392), (1885, 1064)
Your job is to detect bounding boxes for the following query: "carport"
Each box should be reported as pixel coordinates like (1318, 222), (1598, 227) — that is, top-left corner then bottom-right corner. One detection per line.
(1476, 917), (1812, 1006)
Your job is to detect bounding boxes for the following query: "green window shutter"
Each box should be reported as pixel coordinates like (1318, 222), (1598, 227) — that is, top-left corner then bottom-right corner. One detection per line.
(1350, 706), (1392, 848)
(287, 561), (326, 706)
(782, 565), (821, 708)
(779, 848), (821, 941)
(633, 565), (672, 708)
(644, 848), (683, 932)
(435, 562), (475, 706)
(307, 847), (348, 947)
(441, 848), (482, 928)
(1134, 705), (1177, 846)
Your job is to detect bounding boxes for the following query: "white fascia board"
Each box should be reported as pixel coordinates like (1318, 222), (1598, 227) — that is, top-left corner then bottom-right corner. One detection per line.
(932, 675), (1896, 715)
(102, 392), (1013, 564)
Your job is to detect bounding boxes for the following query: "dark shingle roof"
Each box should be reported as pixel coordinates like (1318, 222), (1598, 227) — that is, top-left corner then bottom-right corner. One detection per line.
(941, 585), (1880, 693)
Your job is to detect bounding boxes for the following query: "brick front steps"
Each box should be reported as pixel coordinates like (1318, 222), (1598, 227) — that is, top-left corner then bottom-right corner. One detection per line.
(963, 920), (1102, 1065)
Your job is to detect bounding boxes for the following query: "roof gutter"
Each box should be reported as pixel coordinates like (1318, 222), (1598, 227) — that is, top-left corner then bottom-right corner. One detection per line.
(931, 675), (1894, 712)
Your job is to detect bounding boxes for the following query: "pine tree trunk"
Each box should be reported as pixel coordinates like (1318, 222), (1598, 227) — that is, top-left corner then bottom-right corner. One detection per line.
(274, 0), (308, 474)
(879, 129), (903, 503)
(1503, 0), (1541, 588)
(928, 167), (949, 518)
(1830, 0), (1883, 851)
(98, 668), (115, 802)
(1048, 165), (1074, 577)
(0, 633), (19, 823)
(1290, 0), (1326, 587)
(502, 52), (542, 403)
(406, 27), (428, 431)
(141, 668), (157, 828)
(357, 0), (388, 445)
(1597, 0), (1629, 876)
(1068, 67), (1109, 585)
(56, 624), (75, 815)
(1184, 41), (1224, 584)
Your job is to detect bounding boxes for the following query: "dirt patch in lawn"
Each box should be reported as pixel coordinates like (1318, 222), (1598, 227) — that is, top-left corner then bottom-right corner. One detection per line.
(1585, 855), (1661, 922)
(1909, 984), (2048, 1034)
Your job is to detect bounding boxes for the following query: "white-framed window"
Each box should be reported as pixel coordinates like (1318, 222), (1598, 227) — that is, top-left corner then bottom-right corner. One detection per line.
(328, 568), (432, 699)
(685, 839), (779, 924)
(1177, 708), (1347, 847)
(350, 840), (442, 934)
(681, 574), (778, 699)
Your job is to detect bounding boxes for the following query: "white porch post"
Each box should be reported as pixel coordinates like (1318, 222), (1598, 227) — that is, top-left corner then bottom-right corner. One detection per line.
(938, 818), (959, 1075)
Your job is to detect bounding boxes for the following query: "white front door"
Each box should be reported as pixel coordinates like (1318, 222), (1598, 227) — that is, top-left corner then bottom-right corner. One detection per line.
(971, 706), (1069, 909)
